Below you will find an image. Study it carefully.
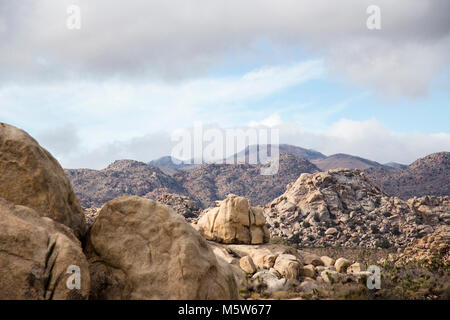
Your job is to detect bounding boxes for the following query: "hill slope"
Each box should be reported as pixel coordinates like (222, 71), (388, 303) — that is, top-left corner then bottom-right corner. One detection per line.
(365, 152), (450, 199)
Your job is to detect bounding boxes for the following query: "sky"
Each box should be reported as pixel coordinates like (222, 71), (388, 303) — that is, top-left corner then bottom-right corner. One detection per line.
(0, 0), (449, 169)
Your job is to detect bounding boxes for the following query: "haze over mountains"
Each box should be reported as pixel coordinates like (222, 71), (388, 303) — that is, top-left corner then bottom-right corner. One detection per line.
(65, 144), (449, 209)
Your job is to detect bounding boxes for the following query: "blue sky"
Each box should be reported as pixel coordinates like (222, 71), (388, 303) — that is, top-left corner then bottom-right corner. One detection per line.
(0, 0), (449, 168)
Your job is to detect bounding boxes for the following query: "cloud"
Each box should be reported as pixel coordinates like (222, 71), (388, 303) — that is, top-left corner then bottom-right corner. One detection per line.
(36, 123), (81, 156)
(0, 60), (323, 149)
(52, 118), (450, 169)
(278, 118), (450, 164)
(1, 0), (449, 97)
(249, 113), (282, 128)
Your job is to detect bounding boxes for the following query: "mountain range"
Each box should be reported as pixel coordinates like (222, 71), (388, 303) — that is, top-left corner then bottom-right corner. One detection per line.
(65, 145), (449, 209)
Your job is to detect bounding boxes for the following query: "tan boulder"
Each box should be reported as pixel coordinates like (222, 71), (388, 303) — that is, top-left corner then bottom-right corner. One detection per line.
(347, 262), (365, 274)
(0, 123), (86, 238)
(196, 194), (270, 244)
(0, 199), (90, 299)
(320, 256), (336, 267)
(273, 254), (301, 279)
(302, 252), (324, 266)
(335, 258), (352, 273)
(320, 270), (341, 284)
(240, 256), (257, 274)
(300, 264), (316, 278)
(85, 196), (238, 299)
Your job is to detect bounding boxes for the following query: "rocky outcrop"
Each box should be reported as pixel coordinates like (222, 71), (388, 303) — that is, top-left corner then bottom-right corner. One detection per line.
(393, 225), (449, 267)
(85, 196), (238, 300)
(195, 194), (270, 244)
(407, 196), (450, 226)
(0, 123), (86, 238)
(146, 193), (201, 221)
(0, 198), (90, 299)
(264, 169), (447, 247)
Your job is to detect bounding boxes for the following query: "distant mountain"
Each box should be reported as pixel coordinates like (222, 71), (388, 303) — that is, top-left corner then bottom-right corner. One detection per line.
(311, 153), (382, 171)
(65, 160), (187, 208)
(148, 156), (197, 175)
(66, 149), (449, 209)
(228, 144), (326, 163)
(365, 152), (450, 199)
(384, 162), (408, 170)
(173, 153), (320, 208)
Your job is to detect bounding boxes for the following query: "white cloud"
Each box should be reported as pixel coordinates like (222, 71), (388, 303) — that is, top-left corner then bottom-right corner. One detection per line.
(249, 113), (283, 128)
(48, 118), (450, 169)
(278, 118), (450, 164)
(1, 0), (449, 97)
(0, 60), (323, 149)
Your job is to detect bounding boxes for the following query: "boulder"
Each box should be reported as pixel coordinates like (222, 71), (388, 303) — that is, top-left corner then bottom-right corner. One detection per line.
(273, 254), (301, 279)
(320, 256), (335, 267)
(347, 262), (365, 274)
(320, 270), (341, 284)
(240, 256), (257, 274)
(85, 196), (238, 299)
(300, 264), (316, 278)
(302, 253), (324, 266)
(251, 270), (294, 293)
(325, 228), (338, 236)
(0, 198), (90, 299)
(0, 123), (86, 238)
(196, 194), (270, 244)
(335, 258), (352, 273)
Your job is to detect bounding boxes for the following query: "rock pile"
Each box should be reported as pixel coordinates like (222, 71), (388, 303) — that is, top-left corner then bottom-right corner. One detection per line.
(389, 225), (449, 267)
(195, 194), (270, 244)
(148, 192), (201, 221)
(264, 169), (448, 247)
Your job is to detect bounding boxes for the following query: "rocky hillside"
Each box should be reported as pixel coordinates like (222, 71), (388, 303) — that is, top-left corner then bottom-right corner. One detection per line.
(264, 168), (449, 248)
(365, 152), (450, 199)
(66, 147), (449, 210)
(173, 153), (320, 208)
(65, 160), (187, 208)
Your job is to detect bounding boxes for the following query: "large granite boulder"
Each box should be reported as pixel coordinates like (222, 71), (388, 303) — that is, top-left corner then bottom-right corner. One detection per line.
(0, 198), (90, 299)
(85, 196), (238, 299)
(0, 123), (86, 238)
(195, 194), (270, 244)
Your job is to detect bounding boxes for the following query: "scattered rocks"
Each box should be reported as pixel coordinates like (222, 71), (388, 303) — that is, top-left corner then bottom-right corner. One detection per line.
(196, 194), (270, 244)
